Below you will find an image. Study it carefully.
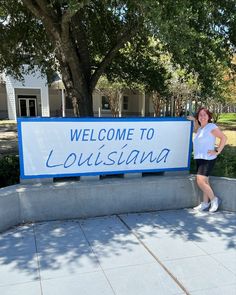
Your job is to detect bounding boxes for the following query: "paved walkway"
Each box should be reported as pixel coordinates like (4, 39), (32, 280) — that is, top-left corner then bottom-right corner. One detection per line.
(0, 209), (235, 295)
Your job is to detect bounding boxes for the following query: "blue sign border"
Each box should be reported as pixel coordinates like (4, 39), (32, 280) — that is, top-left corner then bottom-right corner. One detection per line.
(17, 117), (193, 179)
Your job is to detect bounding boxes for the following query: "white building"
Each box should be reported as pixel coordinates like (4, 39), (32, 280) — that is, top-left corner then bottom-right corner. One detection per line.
(0, 68), (155, 120)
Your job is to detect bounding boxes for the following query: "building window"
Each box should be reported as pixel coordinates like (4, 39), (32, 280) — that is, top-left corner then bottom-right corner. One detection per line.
(123, 96), (128, 110)
(102, 96), (110, 110)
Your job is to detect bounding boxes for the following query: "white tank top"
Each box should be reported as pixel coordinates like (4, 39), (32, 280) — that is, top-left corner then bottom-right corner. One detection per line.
(193, 123), (218, 160)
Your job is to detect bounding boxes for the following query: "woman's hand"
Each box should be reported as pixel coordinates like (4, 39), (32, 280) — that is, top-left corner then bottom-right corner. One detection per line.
(187, 115), (195, 121)
(187, 115), (199, 132)
(208, 150), (219, 156)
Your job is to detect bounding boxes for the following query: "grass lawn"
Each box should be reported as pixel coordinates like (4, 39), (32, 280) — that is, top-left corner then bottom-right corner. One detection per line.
(0, 120), (16, 125)
(218, 112), (236, 122)
(217, 113), (236, 130)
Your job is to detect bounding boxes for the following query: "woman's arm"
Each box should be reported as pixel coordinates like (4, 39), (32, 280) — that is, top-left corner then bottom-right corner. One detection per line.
(208, 128), (228, 156)
(212, 128), (228, 154)
(187, 116), (200, 132)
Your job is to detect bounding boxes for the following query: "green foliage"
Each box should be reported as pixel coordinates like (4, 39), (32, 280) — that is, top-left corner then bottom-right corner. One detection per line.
(0, 0), (236, 114)
(0, 0), (55, 79)
(212, 145), (236, 178)
(96, 75), (124, 92)
(146, 0), (236, 97)
(0, 155), (19, 188)
(106, 37), (170, 94)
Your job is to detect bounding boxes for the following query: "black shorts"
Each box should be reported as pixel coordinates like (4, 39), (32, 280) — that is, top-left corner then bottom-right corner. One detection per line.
(196, 159), (216, 176)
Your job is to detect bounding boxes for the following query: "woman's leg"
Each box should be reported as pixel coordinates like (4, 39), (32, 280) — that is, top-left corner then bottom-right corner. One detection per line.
(196, 175), (215, 202)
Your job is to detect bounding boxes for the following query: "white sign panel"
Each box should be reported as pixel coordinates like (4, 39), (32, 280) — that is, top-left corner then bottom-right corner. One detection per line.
(18, 118), (193, 179)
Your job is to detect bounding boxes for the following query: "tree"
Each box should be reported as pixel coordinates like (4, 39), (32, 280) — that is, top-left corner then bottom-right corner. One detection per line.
(106, 37), (171, 116)
(96, 76), (124, 117)
(0, 0), (147, 116)
(167, 67), (201, 116)
(0, 0), (235, 116)
(148, 0), (236, 97)
(223, 55), (236, 107)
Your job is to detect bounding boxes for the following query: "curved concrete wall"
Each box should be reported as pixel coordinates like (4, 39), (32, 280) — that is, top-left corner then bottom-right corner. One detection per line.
(0, 175), (235, 233)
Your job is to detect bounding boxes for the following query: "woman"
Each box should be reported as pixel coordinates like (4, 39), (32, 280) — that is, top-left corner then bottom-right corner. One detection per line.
(188, 108), (227, 212)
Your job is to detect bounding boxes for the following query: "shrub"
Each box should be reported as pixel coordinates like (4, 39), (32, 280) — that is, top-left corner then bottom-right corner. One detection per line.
(212, 145), (236, 178)
(0, 155), (20, 188)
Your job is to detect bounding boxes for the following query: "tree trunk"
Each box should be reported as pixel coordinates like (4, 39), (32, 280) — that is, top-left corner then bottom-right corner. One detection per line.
(22, 0), (140, 117)
(152, 92), (162, 117)
(60, 63), (94, 117)
(77, 91), (93, 117)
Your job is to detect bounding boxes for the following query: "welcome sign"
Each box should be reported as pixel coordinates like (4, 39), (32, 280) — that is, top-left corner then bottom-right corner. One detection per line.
(18, 117), (193, 179)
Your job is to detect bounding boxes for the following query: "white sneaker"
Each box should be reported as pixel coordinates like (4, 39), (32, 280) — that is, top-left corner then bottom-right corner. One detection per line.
(209, 197), (221, 213)
(193, 202), (210, 211)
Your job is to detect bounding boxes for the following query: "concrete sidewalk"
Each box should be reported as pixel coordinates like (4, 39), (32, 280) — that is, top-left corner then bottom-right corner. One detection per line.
(0, 209), (235, 295)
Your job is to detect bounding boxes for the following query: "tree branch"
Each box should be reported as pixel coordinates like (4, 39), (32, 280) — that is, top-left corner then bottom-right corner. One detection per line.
(62, 8), (79, 25)
(22, 0), (44, 19)
(22, 0), (60, 40)
(90, 25), (139, 91)
(90, 26), (138, 89)
(23, 0), (86, 92)
(61, 0), (90, 24)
